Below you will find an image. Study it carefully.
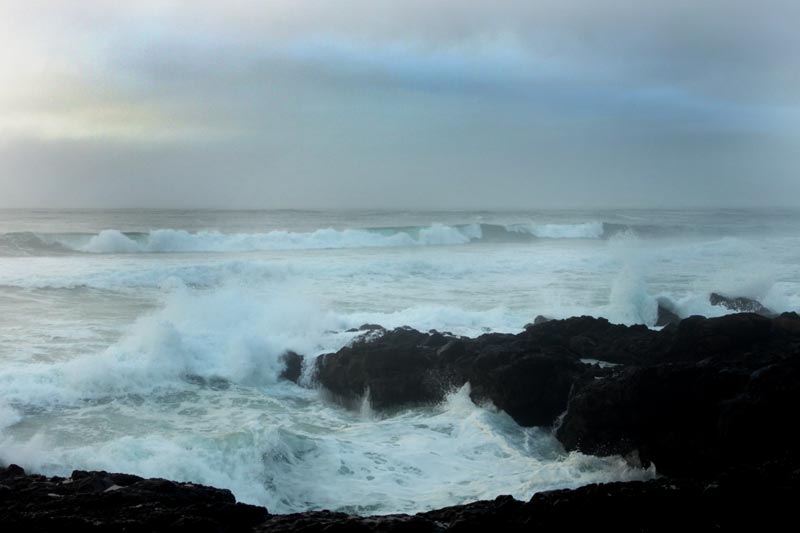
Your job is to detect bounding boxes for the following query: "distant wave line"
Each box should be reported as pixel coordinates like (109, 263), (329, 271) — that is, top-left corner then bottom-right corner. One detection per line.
(0, 222), (627, 255)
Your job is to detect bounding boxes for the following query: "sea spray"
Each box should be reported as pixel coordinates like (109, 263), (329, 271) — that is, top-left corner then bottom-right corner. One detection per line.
(0, 400), (21, 433)
(605, 231), (658, 325)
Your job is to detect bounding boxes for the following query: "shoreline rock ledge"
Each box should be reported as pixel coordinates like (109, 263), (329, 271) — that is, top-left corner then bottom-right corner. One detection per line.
(1, 463), (797, 531)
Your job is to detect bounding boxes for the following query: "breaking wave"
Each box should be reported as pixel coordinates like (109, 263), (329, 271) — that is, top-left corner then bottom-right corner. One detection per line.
(0, 222), (619, 256)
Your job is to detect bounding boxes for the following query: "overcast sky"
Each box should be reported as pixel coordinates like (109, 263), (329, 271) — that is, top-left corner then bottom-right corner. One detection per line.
(0, 0), (798, 208)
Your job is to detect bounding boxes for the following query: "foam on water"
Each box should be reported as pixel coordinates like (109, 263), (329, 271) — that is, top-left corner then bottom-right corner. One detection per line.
(507, 221), (605, 239)
(0, 400), (21, 433)
(0, 382), (655, 514)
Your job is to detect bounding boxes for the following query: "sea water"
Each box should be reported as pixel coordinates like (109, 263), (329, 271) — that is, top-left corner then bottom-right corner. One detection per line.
(1, 208), (798, 513)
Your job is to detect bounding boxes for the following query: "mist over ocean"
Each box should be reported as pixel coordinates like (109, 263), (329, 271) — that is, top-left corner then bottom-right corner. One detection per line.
(1, 208), (799, 513)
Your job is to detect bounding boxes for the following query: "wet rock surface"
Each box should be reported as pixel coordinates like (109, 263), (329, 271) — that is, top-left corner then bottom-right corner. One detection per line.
(278, 351), (304, 383)
(556, 312), (800, 477)
(2, 464), (796, 532)
(0, 467), (268, 532)
(655, 300), (681, 326)
(313, 312), (800, 428)
(314, 327), (448, 411)
(313, 316), (669, 426)
(313, 311), (800, 478)
(710, 292), (775, 316)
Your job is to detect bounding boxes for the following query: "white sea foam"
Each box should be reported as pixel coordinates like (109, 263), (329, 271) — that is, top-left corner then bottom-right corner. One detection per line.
(607, 267), (658, 326)
(507, 221), (605, 239)
(0, 400), (21, 432)
(603, 232), (659, 325)
(71, 225), (484, 254)
(0, 384), (655, 514)
(80, 229), (142, 253)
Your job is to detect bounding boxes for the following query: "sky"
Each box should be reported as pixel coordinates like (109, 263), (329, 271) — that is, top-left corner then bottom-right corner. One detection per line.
(0, 0), (798, 209)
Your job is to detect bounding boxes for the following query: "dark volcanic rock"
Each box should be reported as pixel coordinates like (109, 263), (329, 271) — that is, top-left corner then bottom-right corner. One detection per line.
(710, 292), (774, 316)
(466, 349), (586, 426)
(257, 511), (440, 532)
(314, 324), (592, 425)
(421, 472), (798, 532)
(655, 298), (681, 327)
(557, 312), (800, 477)
(314, 316), (669, 426)
(315, 327), (452, 410)
(519, 315), (665, 365)
(515, 470), (798, 532)
(3, 465), (797, 532)
(523, 315), (552, 329)
(315, 312), (800, 435)
(667, 312), (776, 361)
(279, 351), (304, 383)
(345, 324), (387, 334)
(0, 466), (268, 532)
(458, 329), (603, 425)
(557, 363), (751, 475)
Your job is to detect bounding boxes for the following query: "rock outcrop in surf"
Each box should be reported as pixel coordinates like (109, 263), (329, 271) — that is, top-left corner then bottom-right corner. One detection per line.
(313, 316), (664, 426)
(557, 312), (800, 477)
(310, 310), (800, 477)
(709, 292), (775, 316)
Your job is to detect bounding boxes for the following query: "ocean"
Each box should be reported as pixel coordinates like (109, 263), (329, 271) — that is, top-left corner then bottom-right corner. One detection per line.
(1, 208), (798, 514)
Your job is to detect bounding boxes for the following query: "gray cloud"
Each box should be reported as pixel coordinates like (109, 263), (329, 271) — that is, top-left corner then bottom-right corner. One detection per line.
(0, 0), (798, 208)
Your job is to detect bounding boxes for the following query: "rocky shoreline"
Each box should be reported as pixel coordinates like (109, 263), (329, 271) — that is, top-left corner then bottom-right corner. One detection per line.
(3, 307), (799, 531)
(3, 463), (796, 532)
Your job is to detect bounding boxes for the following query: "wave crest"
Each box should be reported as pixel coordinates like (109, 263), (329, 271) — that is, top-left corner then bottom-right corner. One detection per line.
(507, 221), (605, 239)
(1, 221), (613, 255)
